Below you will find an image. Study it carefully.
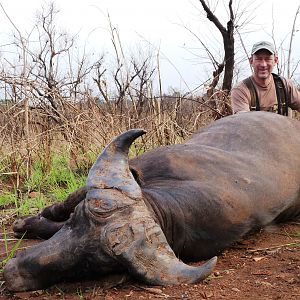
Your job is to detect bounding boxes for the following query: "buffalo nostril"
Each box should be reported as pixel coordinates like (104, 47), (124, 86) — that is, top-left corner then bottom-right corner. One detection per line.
(3, 258), (22, 291)
(4, 258), (42, 292)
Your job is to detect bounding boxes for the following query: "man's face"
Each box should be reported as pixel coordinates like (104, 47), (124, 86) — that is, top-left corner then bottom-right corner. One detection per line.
(249, 49), (278, 80)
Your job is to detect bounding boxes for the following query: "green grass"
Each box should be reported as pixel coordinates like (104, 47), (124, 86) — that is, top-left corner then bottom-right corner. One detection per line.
(17, 194), (48, 215)
(0, 152), (88, 216)
(0, 145), (142, 216)
(293, 231), (300, 237)
(0, 192), (17, 207)
(0, 227), (25, 272)
(25, 154), (87, 193)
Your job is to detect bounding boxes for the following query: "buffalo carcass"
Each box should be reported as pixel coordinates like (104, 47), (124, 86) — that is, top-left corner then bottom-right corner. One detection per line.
(4, 111), (300, 292)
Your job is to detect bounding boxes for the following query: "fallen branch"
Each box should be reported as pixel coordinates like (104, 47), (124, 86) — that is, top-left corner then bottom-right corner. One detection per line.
(247, 242), (300, 253)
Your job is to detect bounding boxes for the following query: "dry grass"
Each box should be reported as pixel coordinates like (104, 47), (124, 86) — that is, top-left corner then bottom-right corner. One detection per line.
(0, 90), (228, 193)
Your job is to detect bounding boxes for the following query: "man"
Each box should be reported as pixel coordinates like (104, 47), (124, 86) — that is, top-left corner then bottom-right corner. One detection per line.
(231, 41), (300, 114)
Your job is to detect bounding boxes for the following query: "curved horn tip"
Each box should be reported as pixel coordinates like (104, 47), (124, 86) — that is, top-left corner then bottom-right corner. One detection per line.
(185, 255), (218, 284)
(184, 256), (218, 284)
(206, 255), (218, 267)
(113, 129), (146, 152)
(129, 128), (147, 135)
(120, 128), (147, 140)
(200, 256), (218, 278)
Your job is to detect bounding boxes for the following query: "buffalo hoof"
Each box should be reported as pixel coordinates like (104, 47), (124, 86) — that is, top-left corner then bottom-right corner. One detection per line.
(13, 215), (64, 240)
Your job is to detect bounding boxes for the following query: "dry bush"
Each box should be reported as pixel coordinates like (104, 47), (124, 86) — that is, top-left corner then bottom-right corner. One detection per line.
(0, 90), (218, 183)
(0, 2), (229, 193)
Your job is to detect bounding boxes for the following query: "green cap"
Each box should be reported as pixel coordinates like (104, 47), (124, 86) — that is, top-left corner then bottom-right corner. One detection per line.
(251, 41), (275, 55)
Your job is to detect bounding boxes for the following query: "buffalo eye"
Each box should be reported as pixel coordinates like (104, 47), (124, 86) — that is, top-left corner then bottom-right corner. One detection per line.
(88, 198), (118, 217)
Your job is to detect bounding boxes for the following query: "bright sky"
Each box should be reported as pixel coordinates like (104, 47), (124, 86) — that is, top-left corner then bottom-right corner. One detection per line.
(0, 0), (300, 93)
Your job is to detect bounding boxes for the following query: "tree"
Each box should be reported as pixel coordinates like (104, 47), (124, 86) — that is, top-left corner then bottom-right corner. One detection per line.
(197, 0), (234, 117)
(199, 0), (234, 94)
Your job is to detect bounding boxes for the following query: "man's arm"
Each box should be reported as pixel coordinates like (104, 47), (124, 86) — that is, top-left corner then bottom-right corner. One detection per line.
(230, 82), (251, 113)
(285, 78), (300, 113)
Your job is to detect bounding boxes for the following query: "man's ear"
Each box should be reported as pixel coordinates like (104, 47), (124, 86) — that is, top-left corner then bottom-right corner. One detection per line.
(274, 55), (279, 64)
(249, 56), (254, 73)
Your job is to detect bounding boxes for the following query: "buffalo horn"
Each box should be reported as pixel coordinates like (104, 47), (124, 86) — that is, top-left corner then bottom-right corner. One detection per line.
(105, 219), (217, 285)
(86, 129), (146, 199)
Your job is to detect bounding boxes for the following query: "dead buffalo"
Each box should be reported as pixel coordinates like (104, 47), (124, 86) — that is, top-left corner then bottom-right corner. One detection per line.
(4, 111), (300, 292)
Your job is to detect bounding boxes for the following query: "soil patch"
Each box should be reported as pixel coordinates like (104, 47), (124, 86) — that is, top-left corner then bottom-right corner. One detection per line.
(1, 223), (300, 300)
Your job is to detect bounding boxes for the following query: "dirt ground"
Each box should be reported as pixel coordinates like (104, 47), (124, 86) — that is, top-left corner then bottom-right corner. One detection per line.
(0, 222), (299, 300)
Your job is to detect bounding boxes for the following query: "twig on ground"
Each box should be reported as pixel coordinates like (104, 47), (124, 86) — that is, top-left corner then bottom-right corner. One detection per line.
(247, 242), (300, 253)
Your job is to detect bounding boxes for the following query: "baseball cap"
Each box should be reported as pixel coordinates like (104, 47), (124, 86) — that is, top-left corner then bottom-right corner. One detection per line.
(251, 41), (275, 55)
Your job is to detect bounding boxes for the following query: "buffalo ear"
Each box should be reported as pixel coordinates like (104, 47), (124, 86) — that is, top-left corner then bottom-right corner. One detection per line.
(129, 166), (144, 186)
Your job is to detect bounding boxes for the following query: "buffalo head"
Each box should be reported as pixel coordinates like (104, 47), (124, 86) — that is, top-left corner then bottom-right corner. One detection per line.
(4, 129), (217, 291)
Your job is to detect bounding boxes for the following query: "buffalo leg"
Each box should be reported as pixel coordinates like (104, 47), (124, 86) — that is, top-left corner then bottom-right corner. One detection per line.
(41, 186), (87, 221)
(13, 186), (87, 239)
(13, 216), (65, 239)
